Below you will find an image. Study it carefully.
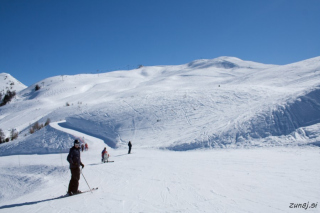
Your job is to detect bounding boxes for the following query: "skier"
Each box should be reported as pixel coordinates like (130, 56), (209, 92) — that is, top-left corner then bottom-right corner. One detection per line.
(81, 143), (84, 152)
(101, 147), (109, 163)
(85, 143), (88, 151)
(67, 139), (84, 196)
(128, 141), (132, 154)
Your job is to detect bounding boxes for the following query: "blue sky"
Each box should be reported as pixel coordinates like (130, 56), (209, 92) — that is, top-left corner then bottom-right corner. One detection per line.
(1, 0), (319, 86)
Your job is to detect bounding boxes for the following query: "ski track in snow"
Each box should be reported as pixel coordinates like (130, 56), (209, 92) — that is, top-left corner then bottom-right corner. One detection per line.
(1, 56), (320, 151)
(1, 57), (320, 212)
(0, 122), (319, 212)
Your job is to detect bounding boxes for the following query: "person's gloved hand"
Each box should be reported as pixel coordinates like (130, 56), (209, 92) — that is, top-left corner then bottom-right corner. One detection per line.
(80, 163), (84, 169)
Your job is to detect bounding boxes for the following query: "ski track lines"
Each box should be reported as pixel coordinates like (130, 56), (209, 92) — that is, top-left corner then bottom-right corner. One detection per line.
(0, 123), (318, 212)
(0, 148), (319, 212)
(1, 119), (320, 213)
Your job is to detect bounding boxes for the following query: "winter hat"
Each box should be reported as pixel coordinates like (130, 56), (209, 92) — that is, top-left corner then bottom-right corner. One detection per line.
(74, 139), (80, 145)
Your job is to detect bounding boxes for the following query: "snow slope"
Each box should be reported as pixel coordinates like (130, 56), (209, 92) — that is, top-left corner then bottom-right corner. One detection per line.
(1, 56), (320, 154)
(0, 123), (318, 213)
(0, 73), (27, 93)
(0, 57), (319, 212)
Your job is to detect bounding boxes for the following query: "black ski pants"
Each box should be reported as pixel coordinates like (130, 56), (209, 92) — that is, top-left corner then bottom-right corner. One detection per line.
(68, 167), (80, 193)
(128, 147), (131, 154)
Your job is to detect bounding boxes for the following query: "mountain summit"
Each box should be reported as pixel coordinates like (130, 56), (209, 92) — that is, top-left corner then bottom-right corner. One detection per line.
(0, 73), (27, 93)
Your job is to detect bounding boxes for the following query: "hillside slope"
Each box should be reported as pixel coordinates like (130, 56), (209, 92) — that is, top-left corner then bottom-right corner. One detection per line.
(0, 73), (27, 93)
(0, 56), (320, 154)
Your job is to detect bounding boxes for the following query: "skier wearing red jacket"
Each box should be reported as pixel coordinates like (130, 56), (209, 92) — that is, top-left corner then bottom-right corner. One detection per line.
(101, 147), (109, 163)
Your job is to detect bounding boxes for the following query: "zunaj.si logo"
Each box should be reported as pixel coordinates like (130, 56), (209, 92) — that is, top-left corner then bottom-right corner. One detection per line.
(289, 202), (318, 210)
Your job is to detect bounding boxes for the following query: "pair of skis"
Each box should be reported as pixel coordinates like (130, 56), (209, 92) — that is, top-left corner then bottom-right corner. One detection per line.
(103, 160), (114, 163)
(66, 187), (99, 196)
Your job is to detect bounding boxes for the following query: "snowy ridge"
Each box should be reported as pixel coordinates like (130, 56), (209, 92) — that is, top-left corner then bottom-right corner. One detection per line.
(0, 56), (320, 155)
(187, 56), (276, 70)
(0, 73), (27, 94)
(0, 125), (72, 156)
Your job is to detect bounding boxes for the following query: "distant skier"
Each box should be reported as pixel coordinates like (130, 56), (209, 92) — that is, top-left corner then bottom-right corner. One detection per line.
(101, 147), (109, 163)
(85, 143), (88, 151)
(128, 141), (132, 154)
(81, 143), (84, 152)
(67, 139), (84, 196)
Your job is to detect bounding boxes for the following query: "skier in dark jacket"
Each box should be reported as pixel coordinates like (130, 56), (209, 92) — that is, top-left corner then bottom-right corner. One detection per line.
(67, 139), (84, 195)
(128, 141), (132, 154)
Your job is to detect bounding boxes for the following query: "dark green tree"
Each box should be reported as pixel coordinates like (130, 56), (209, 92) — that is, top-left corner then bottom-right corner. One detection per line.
(0, 129), (5, 144)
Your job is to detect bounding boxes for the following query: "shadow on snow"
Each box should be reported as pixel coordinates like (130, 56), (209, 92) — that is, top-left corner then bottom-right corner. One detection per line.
(0, 194), (70, 210)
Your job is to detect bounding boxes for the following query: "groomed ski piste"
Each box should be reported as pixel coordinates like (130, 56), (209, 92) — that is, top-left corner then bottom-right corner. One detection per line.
(0, 122), (319, 212)
(0, 56), (320, 212)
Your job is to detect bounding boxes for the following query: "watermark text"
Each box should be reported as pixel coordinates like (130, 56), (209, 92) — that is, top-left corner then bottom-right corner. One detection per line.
(289, 202), (318, 210)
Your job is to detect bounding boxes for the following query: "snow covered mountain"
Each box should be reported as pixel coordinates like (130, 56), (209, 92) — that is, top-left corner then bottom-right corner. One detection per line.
(0, 57), (319, 213)
(0, 56), (320, 155)
(0, 73), (27, 94)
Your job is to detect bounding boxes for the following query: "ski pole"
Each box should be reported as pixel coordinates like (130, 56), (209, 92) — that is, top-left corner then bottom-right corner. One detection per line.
(81, 168), (93, 193)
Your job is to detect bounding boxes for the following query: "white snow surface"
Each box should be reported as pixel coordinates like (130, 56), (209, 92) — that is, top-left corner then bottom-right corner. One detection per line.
(1, 56), (320, 151)
(0, 73), (27, 94)
(0, 56), (320, 212)
(0, 128), (319, 212)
